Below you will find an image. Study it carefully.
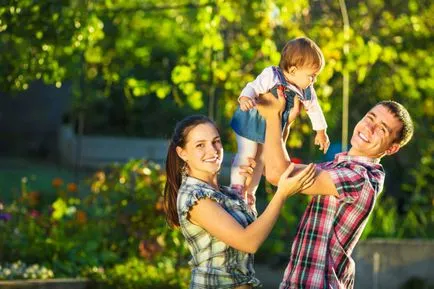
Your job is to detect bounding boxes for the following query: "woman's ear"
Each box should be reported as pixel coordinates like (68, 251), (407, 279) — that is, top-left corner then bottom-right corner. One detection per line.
(176, 146), (187, 162)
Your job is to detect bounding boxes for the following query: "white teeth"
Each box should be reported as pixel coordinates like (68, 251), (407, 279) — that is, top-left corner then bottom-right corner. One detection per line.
(204, 157), (219, 162)
(359, 132), (369, 142)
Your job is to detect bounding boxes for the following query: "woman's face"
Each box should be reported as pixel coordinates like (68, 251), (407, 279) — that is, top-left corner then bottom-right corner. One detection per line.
(176, 122), (223, 181)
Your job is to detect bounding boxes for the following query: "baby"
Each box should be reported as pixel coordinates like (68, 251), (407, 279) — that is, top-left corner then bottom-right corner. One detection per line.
(230, 37), (330, 212)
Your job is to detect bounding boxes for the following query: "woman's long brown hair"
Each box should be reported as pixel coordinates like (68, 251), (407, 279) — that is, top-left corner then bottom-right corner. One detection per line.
(163, 115), (215, 228)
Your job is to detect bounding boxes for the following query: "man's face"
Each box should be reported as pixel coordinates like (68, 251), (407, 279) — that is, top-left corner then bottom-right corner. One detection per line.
(350, 104), (402, 158)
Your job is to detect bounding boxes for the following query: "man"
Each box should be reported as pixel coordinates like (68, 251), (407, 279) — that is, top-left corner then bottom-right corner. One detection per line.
(257, 92), (414, 289)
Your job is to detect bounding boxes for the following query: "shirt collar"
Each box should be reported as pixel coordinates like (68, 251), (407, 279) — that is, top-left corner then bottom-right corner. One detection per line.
(334, 152), (381, 165)
(183, 176), (223, 191)
(273, 66), (308, 100)
(184, 176), (212, 186)
(285, 82), (304, 98)
(183, 176), (241, 199)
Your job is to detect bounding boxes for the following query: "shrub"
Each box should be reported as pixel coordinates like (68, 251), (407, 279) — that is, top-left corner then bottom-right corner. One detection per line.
(103, 257), (189, 289)
(0, 261), (54, 280)
(0, 159), (190, 287)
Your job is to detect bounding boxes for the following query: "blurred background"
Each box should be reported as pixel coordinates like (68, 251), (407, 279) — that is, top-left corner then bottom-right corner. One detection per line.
(0, 1), (433, 288)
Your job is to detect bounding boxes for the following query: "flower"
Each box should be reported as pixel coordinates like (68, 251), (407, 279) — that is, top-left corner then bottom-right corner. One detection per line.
(66, 183), (78, 193)
(27, 191), (41, 207)
(51, 178), (64, 188)
(51, 198), (67, 220)
(76, 210), (87, 224)
(29, 210), (41, 219)
(155, 197), (164, 212)
(291, 157), (303, 164)
(139, 239), (162, 260)
(0, 213), (11, 222)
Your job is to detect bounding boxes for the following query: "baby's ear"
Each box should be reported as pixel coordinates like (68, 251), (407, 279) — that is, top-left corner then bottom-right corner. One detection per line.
(288, 66), (297, 74)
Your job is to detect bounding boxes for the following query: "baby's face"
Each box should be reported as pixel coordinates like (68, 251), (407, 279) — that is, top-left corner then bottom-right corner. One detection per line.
(286, 66), (319, 90)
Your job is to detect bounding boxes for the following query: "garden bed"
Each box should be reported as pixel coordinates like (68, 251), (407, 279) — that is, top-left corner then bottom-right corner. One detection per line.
(0, 279), (93, 289)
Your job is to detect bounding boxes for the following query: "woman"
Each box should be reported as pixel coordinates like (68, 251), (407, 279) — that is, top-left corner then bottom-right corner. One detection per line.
(164, 115), (315, 288)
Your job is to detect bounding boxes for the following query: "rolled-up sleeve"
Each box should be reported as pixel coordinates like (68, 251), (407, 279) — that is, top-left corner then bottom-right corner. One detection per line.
(327, 167), (365, 199)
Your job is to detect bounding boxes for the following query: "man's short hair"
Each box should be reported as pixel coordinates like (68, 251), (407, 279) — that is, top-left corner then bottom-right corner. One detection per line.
(377, 100), (414, 147)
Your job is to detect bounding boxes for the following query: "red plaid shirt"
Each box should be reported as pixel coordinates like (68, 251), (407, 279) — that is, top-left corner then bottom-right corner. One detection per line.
(280, 152), (385, 289)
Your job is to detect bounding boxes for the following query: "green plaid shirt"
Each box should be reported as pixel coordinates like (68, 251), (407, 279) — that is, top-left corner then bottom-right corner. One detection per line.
(177, 176), (261, 288)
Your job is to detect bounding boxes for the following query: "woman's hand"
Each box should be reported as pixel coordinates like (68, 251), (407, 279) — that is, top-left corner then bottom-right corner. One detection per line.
(276, 163), (316, 198)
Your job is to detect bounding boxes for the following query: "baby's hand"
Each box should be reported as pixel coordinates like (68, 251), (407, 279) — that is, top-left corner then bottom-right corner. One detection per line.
(239, 96), (256, 111)
(314, 130), (330, 154)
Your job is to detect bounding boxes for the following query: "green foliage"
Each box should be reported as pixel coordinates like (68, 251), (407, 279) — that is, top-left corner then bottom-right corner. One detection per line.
(401, 277), (434, 289)
(1, 0), (432, 158)
(0, 261), (54, 280)
(0, 159), (189, 287)
(0, 3), (433, 279)
(256, 182), (310, 262)
(85, 159), (189, 265)
(361, 177), (433, 240)
(361, 195), (400, 239)
(104, 258), (189, 289)
(1, 185), (122, 277)
(399, 146), (434, 238)
(358, 146), (433, 240)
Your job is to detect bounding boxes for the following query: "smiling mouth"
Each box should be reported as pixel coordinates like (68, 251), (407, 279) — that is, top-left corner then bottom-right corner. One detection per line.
(203, 156), (220, 163)
(358, 132), (370, 143)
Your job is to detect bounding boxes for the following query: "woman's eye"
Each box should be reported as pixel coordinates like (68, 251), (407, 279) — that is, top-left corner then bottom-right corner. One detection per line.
(197, 143), (204, 148)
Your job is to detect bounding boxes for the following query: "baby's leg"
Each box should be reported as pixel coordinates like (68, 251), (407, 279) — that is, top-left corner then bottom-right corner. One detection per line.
(230, 134), (258, 196)
(244, 144), (264, 214)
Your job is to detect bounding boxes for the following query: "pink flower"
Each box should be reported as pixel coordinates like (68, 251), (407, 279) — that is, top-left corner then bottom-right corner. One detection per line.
(29, 210), (41, 218)
(291, 157), (303, 164)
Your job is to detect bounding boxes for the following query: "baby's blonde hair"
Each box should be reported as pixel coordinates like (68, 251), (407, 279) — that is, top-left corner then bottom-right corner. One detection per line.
(279, 37), (325, 72)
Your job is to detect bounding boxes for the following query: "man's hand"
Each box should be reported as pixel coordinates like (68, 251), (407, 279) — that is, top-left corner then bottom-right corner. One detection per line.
(239, 96), (256, 111)
(256, 88), (286, 120)
(314, 130), (330, 154)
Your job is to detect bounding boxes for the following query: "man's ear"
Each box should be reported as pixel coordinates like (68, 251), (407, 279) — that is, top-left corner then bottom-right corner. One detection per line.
(385, 143), (400, 156)
(176, 146), (187, 161)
